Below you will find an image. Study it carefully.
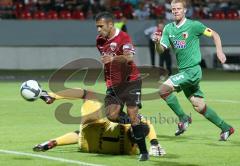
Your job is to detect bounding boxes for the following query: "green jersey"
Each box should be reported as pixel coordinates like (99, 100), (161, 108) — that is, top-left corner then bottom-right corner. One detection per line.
(160, 19), (207, 69)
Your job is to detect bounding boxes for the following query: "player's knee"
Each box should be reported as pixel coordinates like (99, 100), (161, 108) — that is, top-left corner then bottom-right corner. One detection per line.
(195, 105), (206, 113)
(191, 102), (201, 112)
(105, 108), (119, 122)
(193, 106), (201, 112)
(190, 96), (205, 113)
(159, 84), (172, 100)
(127, 106), (140, 125)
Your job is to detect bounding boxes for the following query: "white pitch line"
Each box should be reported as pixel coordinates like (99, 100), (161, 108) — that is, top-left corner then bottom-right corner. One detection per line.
(177, 97), (240, 104)
(207, 99), (240, 104)
(0, 149), (106, 166)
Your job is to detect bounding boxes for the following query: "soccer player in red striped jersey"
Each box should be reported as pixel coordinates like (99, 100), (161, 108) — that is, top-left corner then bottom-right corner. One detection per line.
(95, 12), (149, 161)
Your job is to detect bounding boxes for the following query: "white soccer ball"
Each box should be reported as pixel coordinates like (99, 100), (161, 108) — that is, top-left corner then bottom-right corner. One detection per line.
(20, 80), (42, 101)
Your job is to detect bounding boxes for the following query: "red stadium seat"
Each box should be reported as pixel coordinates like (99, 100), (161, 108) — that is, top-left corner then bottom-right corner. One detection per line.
(193, 10), (206, 19)
(153, 5), (165, 17)
(212, 11), (225, 20)
(33, 11), (46, 20)
(113, 10), (123, 19)
(47, 10), (58, 20)
(59, 10), (72, 19)
(226, 10), (239, 20)
(72, 10), (85, 20)
(121, 3), (134, 19)
(20, 10), (32, 20)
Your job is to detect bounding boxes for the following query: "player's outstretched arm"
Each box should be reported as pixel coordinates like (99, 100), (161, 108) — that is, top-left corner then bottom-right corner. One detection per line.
(211, 30), (226, 64)
(40, 89), (98, 104)
(40, 89), (85, 104)
(48, 88), (86, 100)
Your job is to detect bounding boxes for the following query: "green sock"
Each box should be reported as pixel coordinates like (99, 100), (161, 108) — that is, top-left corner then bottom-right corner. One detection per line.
(203, 106), (231, 131)
(165, 94), (188, 122)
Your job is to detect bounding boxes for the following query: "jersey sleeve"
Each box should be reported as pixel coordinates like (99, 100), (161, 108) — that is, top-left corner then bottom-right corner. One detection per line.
(122, 33), (135, 54)
(160, 26), (170, 49)
(193, 21), (207, 36)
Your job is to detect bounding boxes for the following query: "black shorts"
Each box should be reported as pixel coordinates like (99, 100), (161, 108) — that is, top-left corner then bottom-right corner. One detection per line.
(105, 79), (142, 109)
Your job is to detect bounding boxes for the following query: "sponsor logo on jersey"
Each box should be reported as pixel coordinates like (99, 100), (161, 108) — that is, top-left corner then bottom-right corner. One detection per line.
(110, 42), (117, 51)
(173, 40), (186, 49)
(182, 32), (188, 39)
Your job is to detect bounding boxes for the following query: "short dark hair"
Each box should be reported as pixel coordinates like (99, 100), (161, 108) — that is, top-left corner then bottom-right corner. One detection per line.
(95, 12), (114, 22)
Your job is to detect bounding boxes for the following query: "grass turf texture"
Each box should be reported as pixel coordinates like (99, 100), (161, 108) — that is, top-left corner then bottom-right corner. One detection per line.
(0, 69), (240, 166)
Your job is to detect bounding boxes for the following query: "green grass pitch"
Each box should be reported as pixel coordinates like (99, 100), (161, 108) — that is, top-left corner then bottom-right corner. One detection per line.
(0, 69), (240, 166)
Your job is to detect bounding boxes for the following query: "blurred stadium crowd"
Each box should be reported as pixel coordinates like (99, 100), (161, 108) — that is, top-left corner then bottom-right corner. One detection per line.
(0, 0), (239, 20)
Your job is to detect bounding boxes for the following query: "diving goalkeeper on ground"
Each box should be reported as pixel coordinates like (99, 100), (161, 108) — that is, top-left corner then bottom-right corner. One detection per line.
(33, 88), (166, 156)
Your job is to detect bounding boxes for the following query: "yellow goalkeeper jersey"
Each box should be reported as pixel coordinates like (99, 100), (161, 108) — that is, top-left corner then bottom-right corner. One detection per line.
(78, 119), (138, 155)
(77, 99), (156, 155)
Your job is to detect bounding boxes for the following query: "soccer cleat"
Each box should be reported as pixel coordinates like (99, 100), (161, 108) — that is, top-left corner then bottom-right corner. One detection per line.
(33, 140), (57, 152)
(40, 90), (55, 104)
(139, 153), (149, 161)
(175, 116), (192, 136)
(219, 127), (235, 141)
(149, 144), (166, 157)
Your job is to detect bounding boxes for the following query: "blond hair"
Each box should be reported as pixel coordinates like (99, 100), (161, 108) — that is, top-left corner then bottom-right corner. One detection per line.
(171, 0), (187, 8)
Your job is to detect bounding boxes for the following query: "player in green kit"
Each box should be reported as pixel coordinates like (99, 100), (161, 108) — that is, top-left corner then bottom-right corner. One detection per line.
(152, 0), (234, 141)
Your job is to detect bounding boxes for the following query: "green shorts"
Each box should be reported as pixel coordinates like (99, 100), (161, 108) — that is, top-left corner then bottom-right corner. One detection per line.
(170, 65), (204, 98)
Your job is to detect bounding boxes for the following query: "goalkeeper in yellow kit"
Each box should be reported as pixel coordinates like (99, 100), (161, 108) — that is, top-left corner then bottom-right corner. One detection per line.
(33, 88), (166, 156)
